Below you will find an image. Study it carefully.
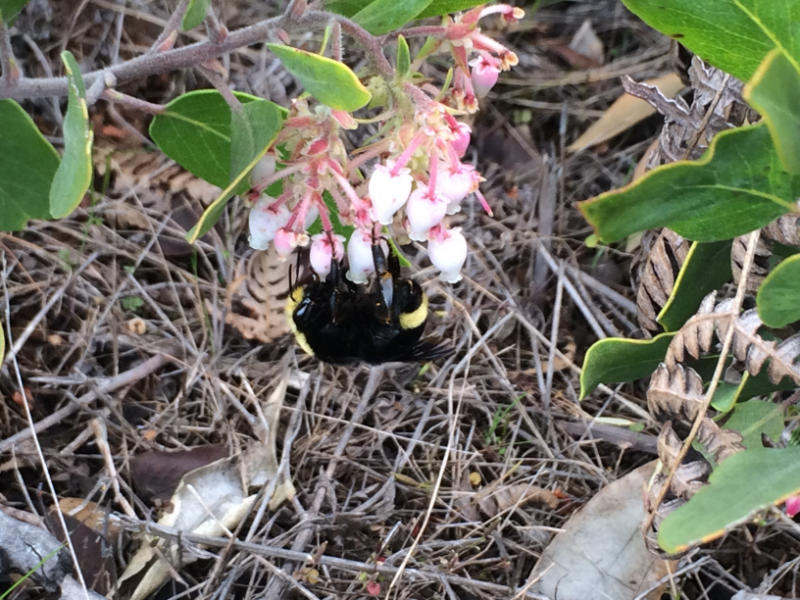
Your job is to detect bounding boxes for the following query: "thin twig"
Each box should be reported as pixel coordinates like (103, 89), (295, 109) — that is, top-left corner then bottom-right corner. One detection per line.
(149, 0), (191, 52)
(0, 352), (173, 454)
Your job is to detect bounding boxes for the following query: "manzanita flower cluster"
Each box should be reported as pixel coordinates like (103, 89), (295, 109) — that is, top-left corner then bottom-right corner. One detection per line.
(248, 4), (523, 283)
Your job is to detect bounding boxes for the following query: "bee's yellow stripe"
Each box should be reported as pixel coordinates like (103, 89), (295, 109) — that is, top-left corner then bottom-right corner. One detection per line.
(399, 291), (428, 330)
(286, 286), (315, 357)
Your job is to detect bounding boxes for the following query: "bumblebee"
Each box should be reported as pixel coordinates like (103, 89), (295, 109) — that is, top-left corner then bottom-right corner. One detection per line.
(286, 243), (451, 364)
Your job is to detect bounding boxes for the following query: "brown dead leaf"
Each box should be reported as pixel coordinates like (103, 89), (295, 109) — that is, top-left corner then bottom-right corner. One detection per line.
(57, 497), (120, 543)
(130, 444), (229, 504)
(567, 72), (684, 152)
(45, 511), (117, 595)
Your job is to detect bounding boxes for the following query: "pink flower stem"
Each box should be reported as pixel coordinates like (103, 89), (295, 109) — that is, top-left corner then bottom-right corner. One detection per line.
(286, 190), (312, 231)
(427, 150), (439, 196)
(391, 129), (428, 175)
(314, 192), (335, 236)
(251, 161), (306, 195)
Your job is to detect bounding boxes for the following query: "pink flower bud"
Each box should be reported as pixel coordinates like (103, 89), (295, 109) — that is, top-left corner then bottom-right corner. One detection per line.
(470, 56), (500, 97)
(368, 161), (412, 225)
(346, 229), (377, 284)
(787, 494), (800, 518)
(451, 122), (471, 157)
(406, 187), (448, 242)
(309, 233), (345, 277)
(436, 161), (478, 204)
(428, 226), (467, 283)
(248, 198), (290, 250)
(273, 227), (304, 256)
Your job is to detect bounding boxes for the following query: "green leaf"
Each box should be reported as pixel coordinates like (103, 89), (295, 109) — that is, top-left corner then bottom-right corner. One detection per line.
(0, 100), (59, 229)
(149, 90), (279, 188)
(185, 99), (284, 243)
(267, 43), (371, 111)
(307, 190), (355, 240)
(0, 0), (30, 22)
(324, 0), (366, 16)
(579, 332), (674, 399)
(351, 0), (432, 35)
(657, 240), (732, 331)
(230, 99), (284, 185)
(49, 51), (93, 219)
(745, 49), (800, 175)
(723, 399), (784, 450)
(182, 0), (210, 30)
(658, 446), (800, 553)
(417, 0), (485, 18)
(578, 124), (800, 243)
(621, 0), (799, 82)
(396, 35), (411, 77)
(712, 369), (798, 412)
(756, 252), (800, 327)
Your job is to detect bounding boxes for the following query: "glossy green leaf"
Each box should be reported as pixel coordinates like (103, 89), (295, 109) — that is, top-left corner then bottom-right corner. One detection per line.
(149, 90), (270, 188)
(0, 100), (59, 229)
(417, 0), (486, 18)
(49, 51), (93, 219)
(745, 49), (800, 175)
(0, 0), (30, 22)
(579, 332), (674, 399)
(185, 99), (284, 243)
(621, 0), (799, 81)
(182, 0), (210, 30)
(578, 124), (800, 243)
(352, 0), (432, 35)
(658, 446), (800, 553)
(756, 253), (800, 327)
(396, 35), (411, 77)
(722, 399), (784, 450)
(658, 240), (733, 331)
(267, 44), (371, 112)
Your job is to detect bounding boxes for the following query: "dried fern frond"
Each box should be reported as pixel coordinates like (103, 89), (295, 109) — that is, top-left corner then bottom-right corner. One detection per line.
(730, 234), (771, 293)
(635, 229), (691, 333)
(647, 363), (705, 423)
(695, 418), (744, 463)
(762, 214), (800, 247)
(664, 293), (800, 385)
(206, 248), (291, 344)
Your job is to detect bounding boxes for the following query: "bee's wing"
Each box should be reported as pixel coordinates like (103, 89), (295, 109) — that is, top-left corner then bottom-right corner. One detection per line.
(405, 338), (453, 362)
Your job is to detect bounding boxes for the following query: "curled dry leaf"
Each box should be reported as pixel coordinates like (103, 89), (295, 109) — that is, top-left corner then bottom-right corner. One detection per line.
(118, 377), (295, 600)
(130, 444), (229, 504)
(635, 229), (691, 333)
